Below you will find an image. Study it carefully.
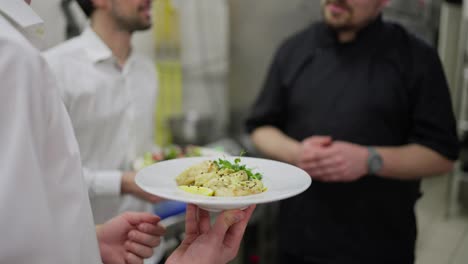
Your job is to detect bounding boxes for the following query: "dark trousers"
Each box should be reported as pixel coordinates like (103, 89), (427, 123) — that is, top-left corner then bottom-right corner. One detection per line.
(278, 251), (320, 264)
(278, 250), (414, 264)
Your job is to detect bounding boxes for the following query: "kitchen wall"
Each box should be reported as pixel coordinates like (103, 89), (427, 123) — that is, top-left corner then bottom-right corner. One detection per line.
(227, 0), (321, 135)
(175, 0), (230, 138)
(384, 0), (442, 45)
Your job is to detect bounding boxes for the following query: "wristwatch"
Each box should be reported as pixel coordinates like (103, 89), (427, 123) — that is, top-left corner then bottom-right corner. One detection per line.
(367, 147), (383, 175)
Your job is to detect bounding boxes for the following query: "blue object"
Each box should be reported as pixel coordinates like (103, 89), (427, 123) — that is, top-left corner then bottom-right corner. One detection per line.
(153, 200), (187, 219)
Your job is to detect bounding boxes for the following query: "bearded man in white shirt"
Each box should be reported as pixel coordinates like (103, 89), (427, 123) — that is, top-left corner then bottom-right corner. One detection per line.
(44, 0), (165, 261)
(44, 0), (161, 225)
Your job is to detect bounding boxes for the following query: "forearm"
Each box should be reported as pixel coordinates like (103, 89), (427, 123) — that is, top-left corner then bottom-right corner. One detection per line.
(375, 144), (455, 180)
(121, 171), (138, 195)
(251, 126), (300, 164)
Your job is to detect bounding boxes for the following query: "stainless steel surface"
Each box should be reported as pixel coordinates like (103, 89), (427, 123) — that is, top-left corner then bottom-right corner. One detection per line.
(438, 1), (462, 106)
(384, 0), (442, 45)
(446, 0), (467, 218)
(177, 1), (229, 139)
(168, 112), (217, 146)
(386, 0), (435, 18)
(61, 0), (81, 39)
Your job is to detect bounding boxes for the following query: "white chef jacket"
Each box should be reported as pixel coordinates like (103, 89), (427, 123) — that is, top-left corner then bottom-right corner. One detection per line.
(44, 28), (159, 225)
(0, 1), (102, 264)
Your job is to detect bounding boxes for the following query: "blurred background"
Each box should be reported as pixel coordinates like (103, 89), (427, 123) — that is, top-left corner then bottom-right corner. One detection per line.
(31, 0), (468, 263)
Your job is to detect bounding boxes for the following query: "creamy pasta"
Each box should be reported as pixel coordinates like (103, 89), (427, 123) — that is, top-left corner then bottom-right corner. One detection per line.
(176, 159), (266, 197)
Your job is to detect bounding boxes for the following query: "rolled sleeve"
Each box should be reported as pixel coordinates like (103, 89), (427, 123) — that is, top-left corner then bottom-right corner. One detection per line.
(82, 168), (122, 197)
(408, 46), (460, 160)
(246, 43), (289, 134)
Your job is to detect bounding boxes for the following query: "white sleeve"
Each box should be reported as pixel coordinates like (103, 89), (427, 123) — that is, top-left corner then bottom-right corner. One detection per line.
(44, 51), (124, 198)
(0, 29), (101, 264)
(42, 51), (71, 107)
(82, 167), (123, 197)
(0, 34), (55, 264)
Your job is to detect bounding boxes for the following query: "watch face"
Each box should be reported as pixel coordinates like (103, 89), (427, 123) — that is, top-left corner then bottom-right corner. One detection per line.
(370, 155), (383, 174)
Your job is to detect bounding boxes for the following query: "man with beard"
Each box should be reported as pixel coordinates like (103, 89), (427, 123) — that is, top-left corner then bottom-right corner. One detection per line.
(44, 0), (164, 262)
(246, 0), (459, 263)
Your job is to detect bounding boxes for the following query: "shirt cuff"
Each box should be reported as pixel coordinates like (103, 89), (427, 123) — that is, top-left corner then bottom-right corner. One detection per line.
(92, 170), (123, 196)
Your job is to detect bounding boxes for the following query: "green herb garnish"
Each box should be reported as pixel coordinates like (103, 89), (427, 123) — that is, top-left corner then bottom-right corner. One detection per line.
(185, 146), (202, 157)
(213, 152), (262, 180)
(164, 145), (180, 160)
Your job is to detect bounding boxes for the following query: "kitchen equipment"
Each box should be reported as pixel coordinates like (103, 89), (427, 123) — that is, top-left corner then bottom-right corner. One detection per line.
(168, 112), (216, 146)
(60, 0), (81, 39)
(384, 0), (441, 45)
(153, 0), (183, 146)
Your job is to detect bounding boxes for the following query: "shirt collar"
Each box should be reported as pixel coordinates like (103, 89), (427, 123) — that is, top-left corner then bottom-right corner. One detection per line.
(0, 0), (43, 29)
(317, 14), (384, 48)
(80, 27), (137, 69)
(80, 27), (113, 63)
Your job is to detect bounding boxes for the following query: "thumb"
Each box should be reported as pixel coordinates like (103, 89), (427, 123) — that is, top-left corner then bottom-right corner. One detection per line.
(210, 210), (246, 238)
(304, 136), (332, 147)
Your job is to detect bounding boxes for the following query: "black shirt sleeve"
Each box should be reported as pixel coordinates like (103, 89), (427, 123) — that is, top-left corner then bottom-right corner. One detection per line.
(408, 44), (460, 160)
(245, 41), (290, 134)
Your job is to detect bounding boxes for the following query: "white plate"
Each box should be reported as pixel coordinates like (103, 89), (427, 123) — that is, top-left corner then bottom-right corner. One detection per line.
(135, 156), (311, 212)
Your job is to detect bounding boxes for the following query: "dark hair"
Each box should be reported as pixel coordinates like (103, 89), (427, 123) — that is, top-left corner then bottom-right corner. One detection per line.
(76, 0), (95, 17)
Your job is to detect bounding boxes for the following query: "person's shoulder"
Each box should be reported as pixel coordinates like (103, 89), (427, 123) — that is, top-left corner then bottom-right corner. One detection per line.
(0, 25), (43, 75)
(272, 21), (320, 65)
(0, 17), (56, 103)
(43, 35), (87, 63)
(43, 36), (83, 58)
(382, 20), (436, 57)
(284, 23), (317, 42)
(380, 20), (441, 75)
(42, 35), (91, 82)
(280, 22), (320, 51)
(0, 16), (39, 57)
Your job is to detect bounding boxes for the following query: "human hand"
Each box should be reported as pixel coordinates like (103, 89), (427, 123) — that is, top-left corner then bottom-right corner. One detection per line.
(165, 204), (256, 264)
(97, 212), (166, 264)
(300, 140), (368, 182)
(296, 135), (333, 167)
(121, 171), (164, 203)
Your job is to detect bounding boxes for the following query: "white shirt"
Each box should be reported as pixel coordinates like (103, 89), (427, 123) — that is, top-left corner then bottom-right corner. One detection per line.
(0, 1), (101, 264)
(44, 28), (159, 225)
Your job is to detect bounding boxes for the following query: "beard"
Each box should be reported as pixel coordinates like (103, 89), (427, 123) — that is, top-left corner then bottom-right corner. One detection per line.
(321, 0), (354, 32)
(116, 17), (151, 32)
(111, 3), (152, 32)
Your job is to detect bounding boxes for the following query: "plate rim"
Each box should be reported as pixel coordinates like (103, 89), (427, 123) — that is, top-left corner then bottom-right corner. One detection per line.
(135, 156), (311, 206)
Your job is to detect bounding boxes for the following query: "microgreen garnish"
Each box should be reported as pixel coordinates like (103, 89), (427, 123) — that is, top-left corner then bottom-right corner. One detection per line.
(213, 151), (262, 180)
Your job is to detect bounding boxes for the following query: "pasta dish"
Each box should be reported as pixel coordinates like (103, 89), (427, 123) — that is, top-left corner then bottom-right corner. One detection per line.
(176, 158), (266, 197)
